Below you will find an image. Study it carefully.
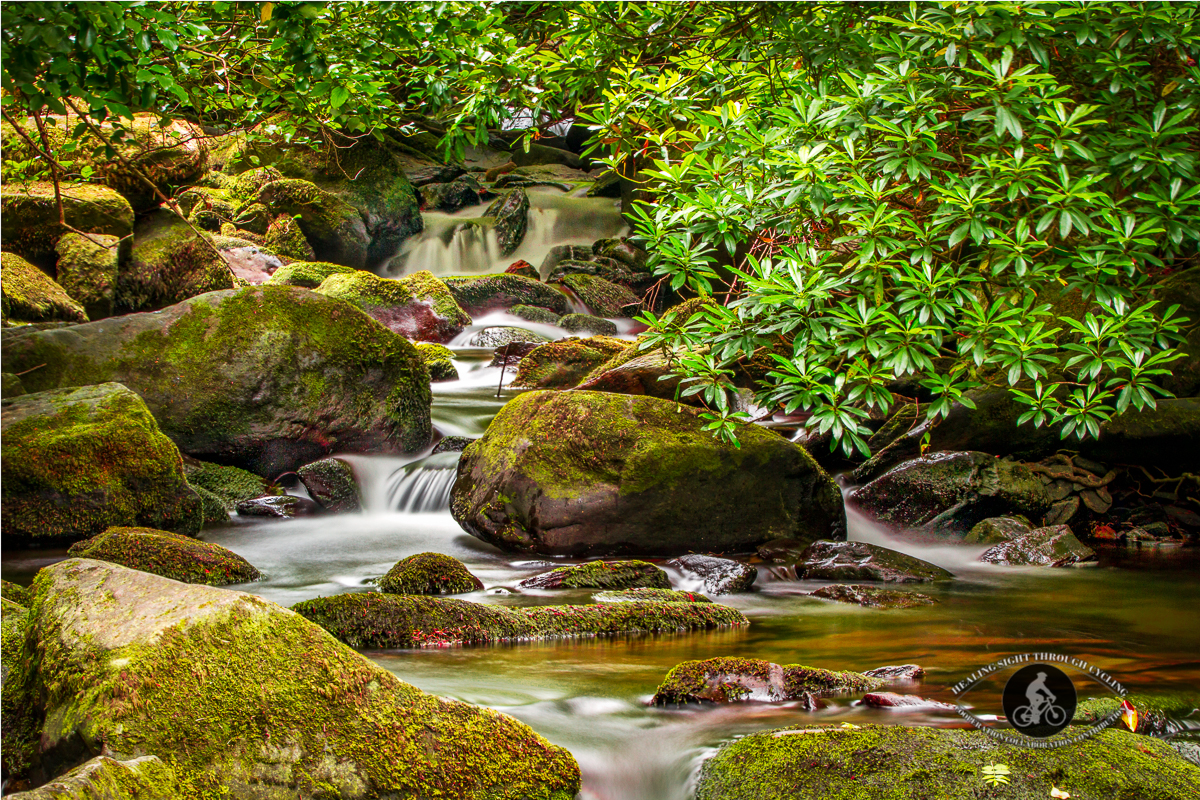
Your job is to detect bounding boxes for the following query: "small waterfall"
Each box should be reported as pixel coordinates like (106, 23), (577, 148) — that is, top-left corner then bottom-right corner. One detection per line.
(392, 215), (503, 276)
(384, 452), (462, 512)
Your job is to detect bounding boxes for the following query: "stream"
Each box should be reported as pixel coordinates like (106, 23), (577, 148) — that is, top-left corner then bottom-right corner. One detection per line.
(4, 192), (1198, 800)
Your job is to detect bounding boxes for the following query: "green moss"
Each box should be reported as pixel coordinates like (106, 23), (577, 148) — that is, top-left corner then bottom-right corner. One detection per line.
(227, 166), (284, 202)
(511, 304), (563, 324)
(257, 178), (370, 269)
(183, 460), (281, 511)
(67, 526), (259, 585)
(1, 383), (203, 542)
(378, 553), (484, 595)
(416, 342), (455, 362)
(0, 181), (134, 267)
(559, 313), (618, 335)
(1, 594), (35, 779)
(652, 657), (882, 705)
(416, 342), (459, 381)
(1075, 691), (1200, 735)
(10, 754), (184, 800)
(0, 252), (87, 323)
(444, 273), (570, 316)
(315, 269), (471, 341)
(293, 593), (748, 648)
(120, 209), (236, 314)
(2, 580), (32, 608)
(191, 484), (230, 525)
(263, 214), (316, 261)
(520, 560), (670, 590)
(265, 260), (356, 288)
(593, 588), (711, 603)
(2, 372), (26, 398)
(694, 724), (1200, 800)
(54, 233), (122, 321)
(512, 336), (630, 389)
(557, 273), (639, 317)
(483, 189), (530, 256)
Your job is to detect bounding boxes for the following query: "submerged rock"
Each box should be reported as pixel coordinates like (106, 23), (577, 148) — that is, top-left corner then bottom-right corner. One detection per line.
(11, 559), (581, 798)
(694, 724), (1200, 800)
(1, 384), (202, 543)
(512, 336), (630, 388)
(379, 553), (484, 595)
(66, 526), (259, 586)
(978, 524), (1097, 566)
(859, 692), (957, 710)
(2, 287), (432, 475)
(518, 560), (670, 591)
(0, 253), (87, 324)
(664, 554), (757, 595)
(293, 593), (747, 648)
(652, 657), (882, 706)
(810, 584), (936, 609)
(445, 273), (569, 316)
(297, 457), (361, 513)
(451, 391), (846, 556)
(5, 755), (179, 800)
(593, 588), (711, 604)
(795, 541), (952, 583)
(315, 269), (471, 343)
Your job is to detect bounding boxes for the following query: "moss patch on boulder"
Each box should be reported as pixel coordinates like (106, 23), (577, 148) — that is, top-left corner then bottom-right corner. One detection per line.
(556, 273), (639, 317)
(54, 233), (123, 321)
(1, 580), (32, 608)
(265, 260), (356, 288)
(559, 313), (618, 336)
(1, 253), (87, 324)
(1, 383), (202, 543)
(415, 342), (458, 381)
(0, 182), (133, 267)
(67, 526), (259, 585)
(512, 304), (563, 325)
(512, 336), (630, 389)
(258, 179), (370, 269)
(5, 754), (182, 800)
(293, 592), (748, 648)
(1075, 691), (1200, 736)
(316, 269), (471, 343)
(519, 560), (670, 590)
(445, 273), (569, 316)
(119, 209), (236, 313)
(378, 553), (484, 595)
(594, 588), (711, 604)
(182, 460), (281, 510)
(2, 372), (26, 398)
(653, 657), (882, 705)
(262, 214), (316, 261)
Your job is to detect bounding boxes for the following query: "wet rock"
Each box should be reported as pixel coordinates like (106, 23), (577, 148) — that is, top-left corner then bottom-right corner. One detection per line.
(652, 657), (882, 706)
(665, 554), (757, 595)
(5, 755), (180, 800)
(559, 313), (618, 336)
(420, 175), (485, 212)
(236, 495), (319, 518)
(587, 171), (622, 198)
(964, 515), (1034, 545)
(860, 692), (957, 710)
(294, 592), (747, 648)
(416, 342), (459, 382)
(379, 552), (484, 595)
(483, 189), (529, 256)
(574, 345), (691, 401)
(315, 269), (471, 343)
(510, 143), (585, 170)
(3, 286), (433, 475)
(810, 584), (936, 609)
(433, 436), (475, 454)
(511, 304), (562, 324)
(265, 260), (356, 288)
(593, 588), (711, 604)
(182, 460), (282, 511)
(66, 526), (259, 585)
(0, 253), (87, 324)
(592, 238), (649, 271)
(756, 538), (810, 563)
(850, 452), (1052, 540)
(13, 558), (581, 798)
(512, 336), (630, 388)
(0, 181), (133, 267)
(505, 259), (539, 279)
(53, 233), (124, 321)
(1, 384), (202, 543)
(539, 245), (594, 278)
(978, 524), (1097, 566)
(862, 664), (925, 681)
(518, 560), (670, 590)
(451, 391), (846, 556)
(445, 273), (569, 316)
(545, 257), (636, 286)
(467, 326), (552, 348)
(555, 273), (640, 317)
(297, 457), (361, 513)
(694, 724), (1200, 800)
(795, 541), (952, 583)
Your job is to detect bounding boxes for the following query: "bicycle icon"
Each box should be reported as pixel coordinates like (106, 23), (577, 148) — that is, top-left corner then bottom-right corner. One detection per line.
(1012, 701), (1068, 728)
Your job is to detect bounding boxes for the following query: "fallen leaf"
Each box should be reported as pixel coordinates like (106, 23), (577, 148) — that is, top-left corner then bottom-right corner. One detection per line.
(1050, 788), (1071, 799)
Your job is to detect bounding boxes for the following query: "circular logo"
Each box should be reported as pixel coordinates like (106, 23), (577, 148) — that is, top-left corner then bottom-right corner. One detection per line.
(1002, 663), (1077, 737)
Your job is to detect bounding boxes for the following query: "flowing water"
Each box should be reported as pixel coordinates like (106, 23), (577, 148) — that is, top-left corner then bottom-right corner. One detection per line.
(5, 200), (1199, 799)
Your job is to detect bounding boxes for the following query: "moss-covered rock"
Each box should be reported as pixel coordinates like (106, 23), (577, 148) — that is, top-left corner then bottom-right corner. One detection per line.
(1, 384), (202, 543)
(1075, 691), (1200, 736)
(593, 237), (650, 270)
(1, 253), (87, 324)
(795, 541), (953, 583)
(232, 201), (272, 235)
(511, 304), (563, 324)
(192, 484), (230, 525)
(53, 233), (122, 321)
(3, 593), (36, 779)
(420, 175), (485, 212)
(978, 524), (1097, 566)
(415, 342), (459, 381)
(182, 460), (281, 510)
(293, 592), (747, 648)
(262, 213), (316, 262)
(17, 558), (580, 799)
(183, 188), (237, 232)
(467, 326), (552, 348)
(810, 584), (937, 609)
(483, 189), (530, 256)
(545, 256), (634, 286)
(315, 269), (471, 343)
(265, 260), (356, 288)
(0, 182), (134, 267)
(119, 209), (236, 313)
(555, 273), (640, 317)
(512, 336), (630, 389)
(559, 312), (618, 336)
(378, 552), (484, 595)
(445, 273), (570, 316)
(652, 657), (882, 706)
(694, 724), (1200, 800)
(851, 451), (1052, 540)
(67, 526), (259, 585)
(2, 372), (26, 398)
(1, 580), (32, 608)
(451, 390), (845, 556)
(5, 754), (181, 800)
(297, 457), (361, 513)
(965, 515), (1034, 544)
(257, 179), (370, 269)
(2, 287), (433, 475)
(518, 560), (670, 590)
(664, 554), (757, 594)
(593, 587), (711, 603)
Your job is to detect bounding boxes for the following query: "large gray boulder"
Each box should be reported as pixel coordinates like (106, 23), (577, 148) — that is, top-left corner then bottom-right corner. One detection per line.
(1, 287), (432, 476)
(451, 391), (845, 556)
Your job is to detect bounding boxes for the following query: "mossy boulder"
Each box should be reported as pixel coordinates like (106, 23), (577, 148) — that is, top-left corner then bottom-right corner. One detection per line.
(265, 260), (356, 288)
(420, 176), (485, 212)
(555, 273), (640, 317)
(851, 452), (1052, 540)
(262, 214), (316, 262)
(1, 580), (32, 608)
(810, 584), (937, 609)
(511, 304), (563, 325)
(5, 754), (181, 800)
(451, 391), (846, 556)
(482, 189), (530, 256)
(315, 269), (471, 343)
(559, 312), (618, 336)
(467, 326), (552, 348)
(67, 526), (259, 586)
(652, 657), (882, 706)
(0, 182), (134, 267)
(415, 342), (458, 381)
(593, 588), (711, 603)
(965, 515), (1034, 544)
(445, 273), (570, 315)
(297, 457), (361, 513)
(1, 384), (202, 544)
(545, 256), (633, 285)
(182, 460), (282, 510)
(378, 553), (484, 595)
(53, 233), (123, 321)
(119, 209), (236, 313)
(192, 484), (230, 525)
(539, 245), (594, 277)
(693, 724), (1200, 800)
(512, 336), (630, 389)
(664, 554), (757, 594)
(14, 558), (580, 798)
(1075, 691), (1200, 736)
(795, 541), (953, 583)
(978, 524), (1097, 566)
(183, 188), (237, 231)
(2, 287), (433, 475)
(293, 592), (747, 648)
(518, 560), (670, 590)
(2, 372), (26, 398)
(1, 253), (87, 324)
(258, 179), (370, 269)
(576, 344), (693, 401)
(593, 237), (650, 270)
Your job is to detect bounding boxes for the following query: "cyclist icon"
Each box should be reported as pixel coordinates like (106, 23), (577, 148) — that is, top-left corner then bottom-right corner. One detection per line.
(1013, 671), (1068, 728)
